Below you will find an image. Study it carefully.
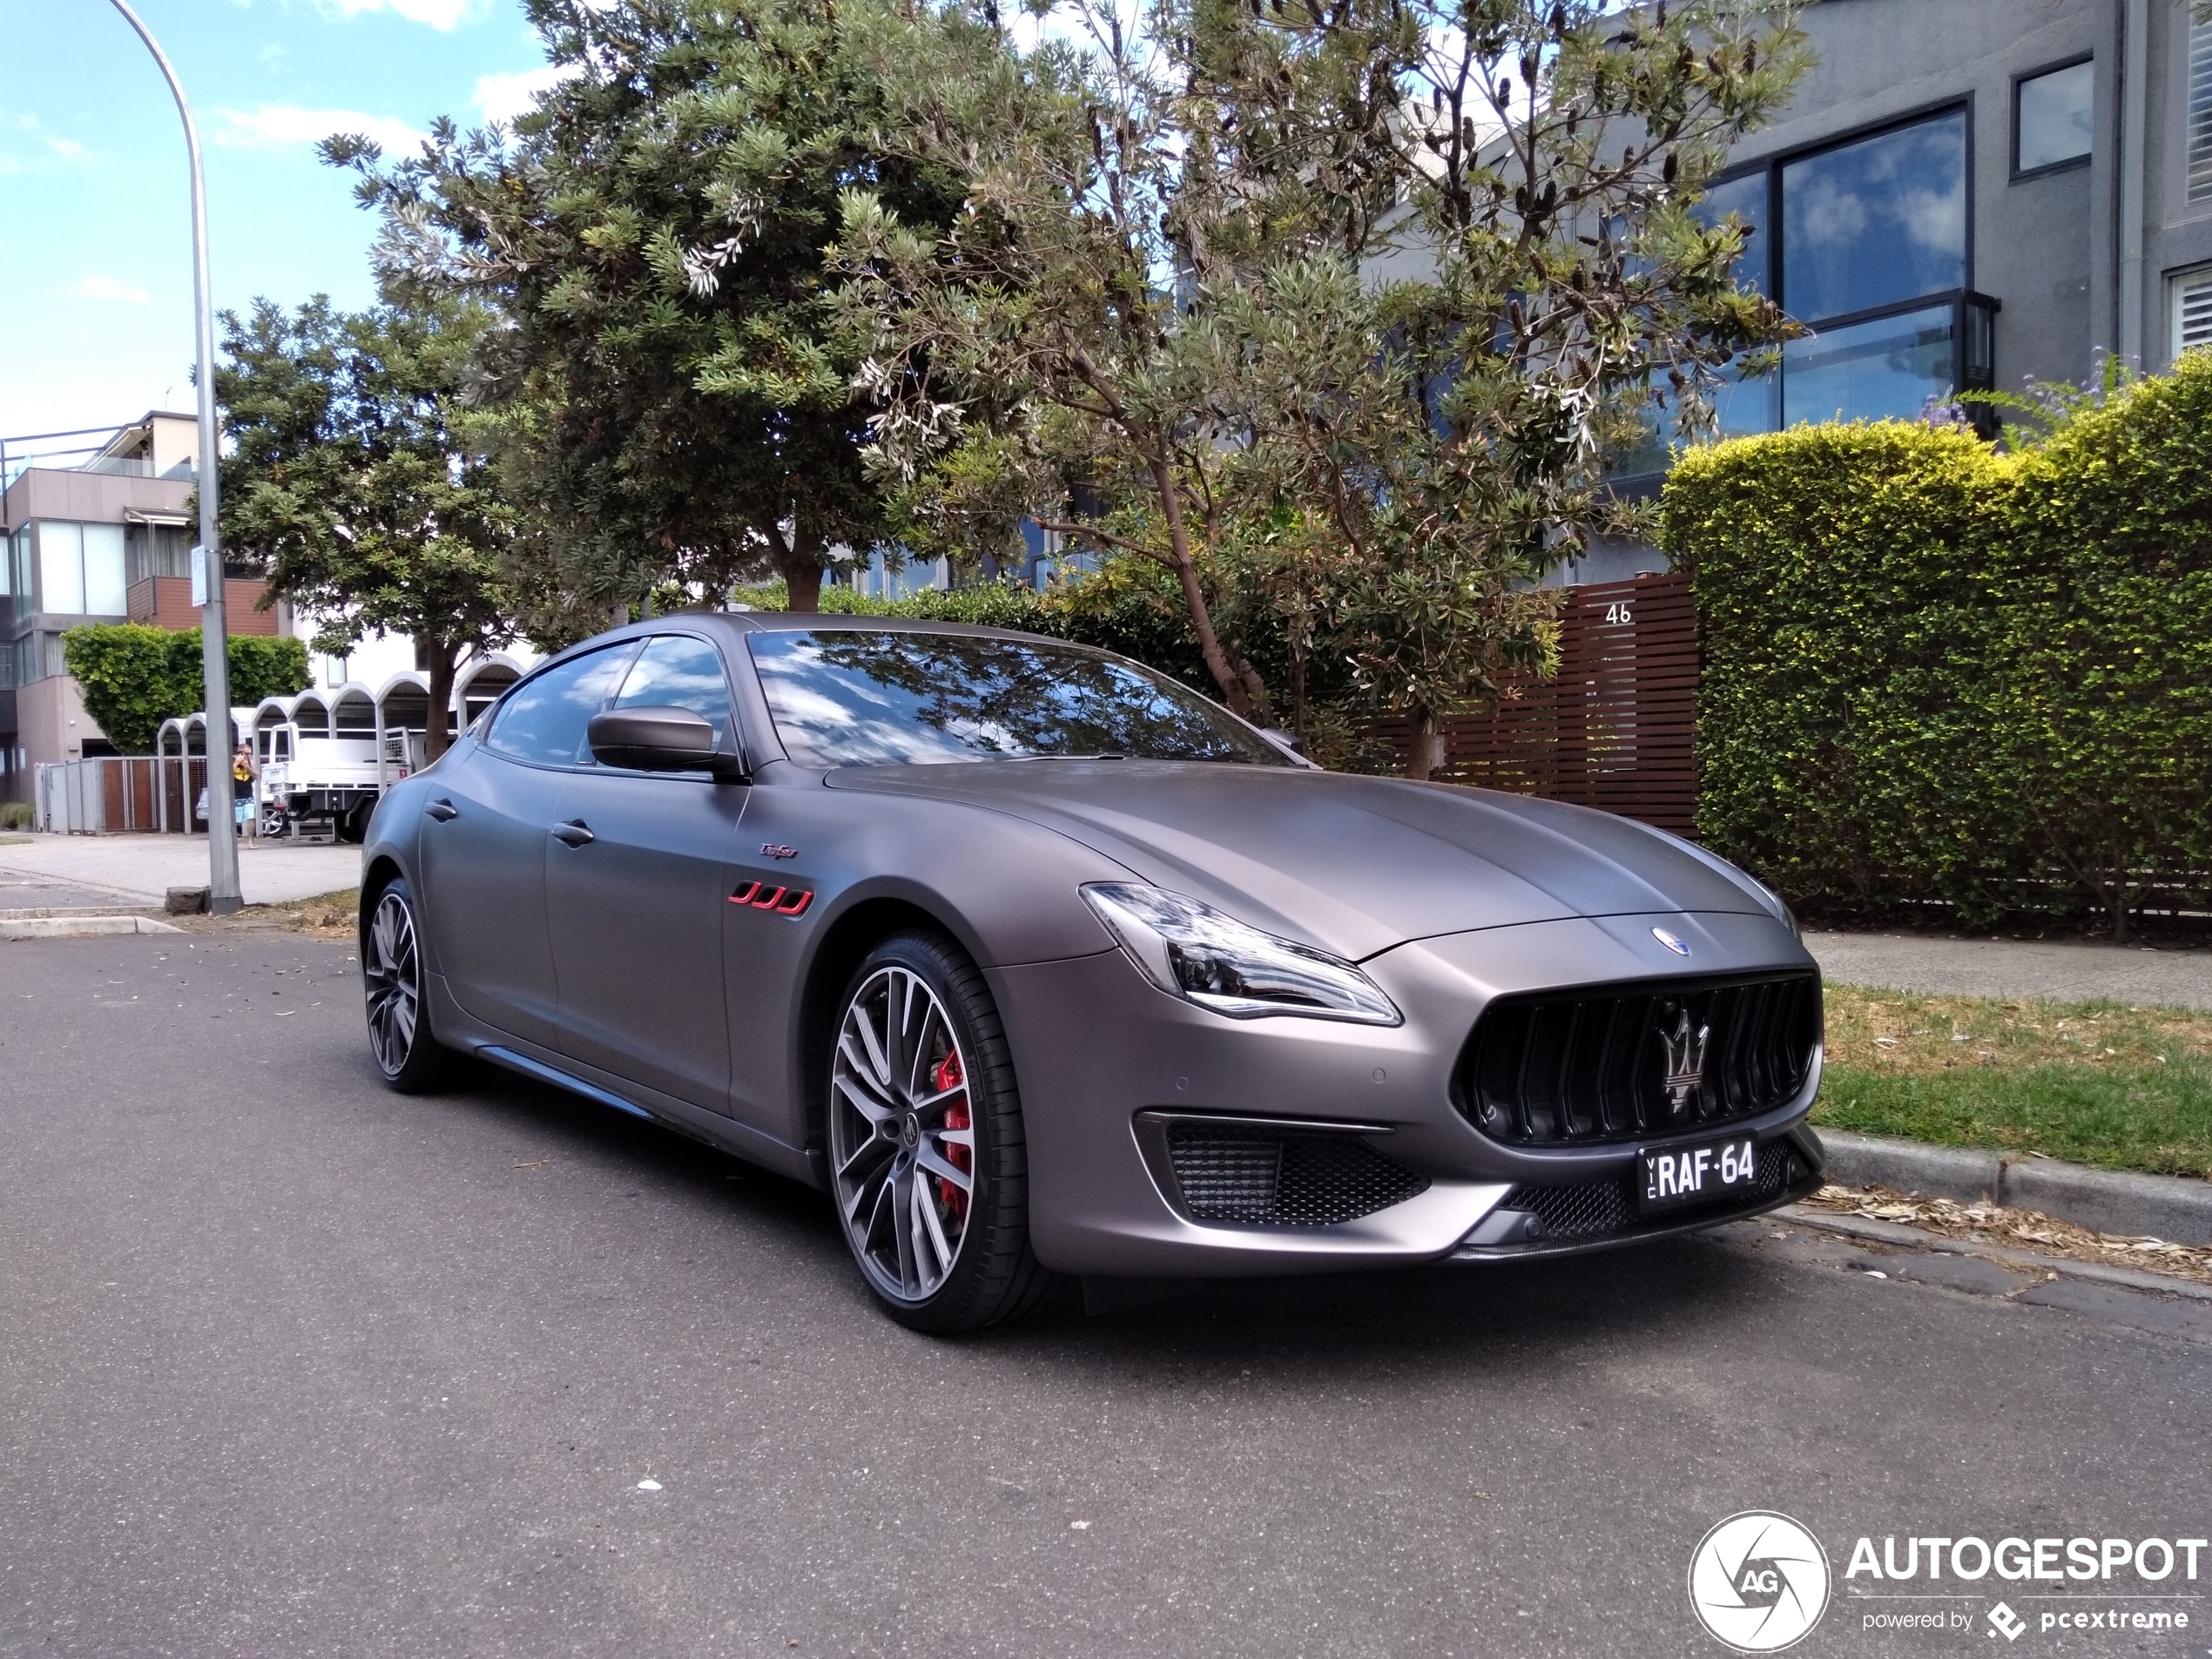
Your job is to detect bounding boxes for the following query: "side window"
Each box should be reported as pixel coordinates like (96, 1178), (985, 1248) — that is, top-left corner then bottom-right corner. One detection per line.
(609, 636), (735, 755)
(485, 644), (635, 767)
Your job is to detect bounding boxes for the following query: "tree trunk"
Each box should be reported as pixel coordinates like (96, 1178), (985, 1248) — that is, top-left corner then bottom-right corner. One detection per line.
(1147, 457), (1248, 714)
(425, 638), (455, 762)
(1405, 706), (1447, 782)
(772, 521), (824, 613)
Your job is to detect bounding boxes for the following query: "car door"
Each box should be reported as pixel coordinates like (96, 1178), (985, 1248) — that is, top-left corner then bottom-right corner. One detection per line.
(419, 641), (637, 1049)
(543, 633), (749, 1110)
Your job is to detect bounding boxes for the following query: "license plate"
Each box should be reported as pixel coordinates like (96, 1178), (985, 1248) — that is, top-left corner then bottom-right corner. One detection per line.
(1638, 1136), (1759, 1214)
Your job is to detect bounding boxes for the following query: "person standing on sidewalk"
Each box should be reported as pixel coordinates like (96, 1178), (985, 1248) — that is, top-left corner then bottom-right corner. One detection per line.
(232, 741), (259, 847)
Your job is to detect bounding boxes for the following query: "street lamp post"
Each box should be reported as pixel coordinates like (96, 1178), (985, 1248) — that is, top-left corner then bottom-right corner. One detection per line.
(106, 0), (241, 914)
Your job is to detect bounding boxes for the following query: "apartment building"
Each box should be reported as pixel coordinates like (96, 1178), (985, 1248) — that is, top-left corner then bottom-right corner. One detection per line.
(1565, 0), (2212, 580)
(0, 412), (286, 802)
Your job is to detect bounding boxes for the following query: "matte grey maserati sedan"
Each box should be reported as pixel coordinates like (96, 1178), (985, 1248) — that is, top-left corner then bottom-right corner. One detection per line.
(359, 614), (1824, 1330)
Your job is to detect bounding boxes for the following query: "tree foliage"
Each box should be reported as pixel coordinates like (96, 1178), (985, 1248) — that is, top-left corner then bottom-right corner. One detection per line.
(833, 0), (1810, 769)
(212, 294), (516, 758)
(325, 0), (968, 618)
(64, 626), (309, 756)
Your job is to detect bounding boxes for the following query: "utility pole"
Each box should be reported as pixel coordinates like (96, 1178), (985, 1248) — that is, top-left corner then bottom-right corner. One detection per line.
(107, 0), (241, 913)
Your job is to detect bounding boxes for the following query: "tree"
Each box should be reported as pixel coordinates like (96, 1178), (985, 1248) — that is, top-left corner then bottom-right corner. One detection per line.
(327, 0), (969, 617)
(213, 295), (516, 759)
(835, 0), (1809, 770)
(64, 626), (307, 755)
(831, 0), (1411, 718)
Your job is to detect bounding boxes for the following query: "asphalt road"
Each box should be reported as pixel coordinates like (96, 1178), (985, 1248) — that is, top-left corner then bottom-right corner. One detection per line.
(3, 932), (2209, 1659)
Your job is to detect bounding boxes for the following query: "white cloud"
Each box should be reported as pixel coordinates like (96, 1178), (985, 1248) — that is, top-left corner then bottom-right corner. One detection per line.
(68, 274), (152, 305)
(472, 64), (573, 126)
(1, 111), (93, 169)
(213, 104), (428, 153)
(314, 0), (490, 31)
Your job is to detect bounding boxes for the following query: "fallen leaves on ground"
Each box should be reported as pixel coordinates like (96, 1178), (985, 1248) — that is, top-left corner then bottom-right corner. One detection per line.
(1798, 1183), (2212, 1286)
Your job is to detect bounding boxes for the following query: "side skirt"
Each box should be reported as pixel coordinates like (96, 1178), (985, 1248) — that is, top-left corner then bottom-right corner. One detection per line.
(426, 971), (828, 1190)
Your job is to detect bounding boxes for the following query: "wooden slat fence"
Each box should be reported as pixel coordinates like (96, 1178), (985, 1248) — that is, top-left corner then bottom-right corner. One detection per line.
(1370, 572), (1699, 835)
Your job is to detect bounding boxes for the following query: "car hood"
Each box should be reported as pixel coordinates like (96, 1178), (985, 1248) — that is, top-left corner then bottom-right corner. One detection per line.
(820, 760), (1775, 960)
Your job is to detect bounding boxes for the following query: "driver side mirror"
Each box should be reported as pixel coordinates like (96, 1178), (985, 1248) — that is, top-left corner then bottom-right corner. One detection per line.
(587, 705), (747, 780)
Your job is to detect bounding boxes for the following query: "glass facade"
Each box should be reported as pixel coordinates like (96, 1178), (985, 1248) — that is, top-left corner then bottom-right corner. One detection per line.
(29, 521), (129, 617)
(1619, 107), (1994, 482)
(1781, 302), (1959, 428)
(1779, 112), (1967, 322)
(38, 523), (84, 614)
(2016, 60), (2094, 175)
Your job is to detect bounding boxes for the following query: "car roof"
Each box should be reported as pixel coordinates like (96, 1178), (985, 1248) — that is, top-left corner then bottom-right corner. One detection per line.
(574, 609), (1084, 650)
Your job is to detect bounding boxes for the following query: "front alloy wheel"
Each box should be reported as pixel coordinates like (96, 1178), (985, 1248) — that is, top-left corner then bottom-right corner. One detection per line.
(827, 934), (1060, 1331)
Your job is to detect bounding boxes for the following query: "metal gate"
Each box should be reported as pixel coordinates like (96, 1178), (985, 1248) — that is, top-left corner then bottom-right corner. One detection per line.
(33, 757), (166, 834)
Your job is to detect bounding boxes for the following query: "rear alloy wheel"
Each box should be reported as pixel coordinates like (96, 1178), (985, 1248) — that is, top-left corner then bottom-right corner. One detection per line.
(828, 933), (1060, 1332)
(362, 878), (455, 1092)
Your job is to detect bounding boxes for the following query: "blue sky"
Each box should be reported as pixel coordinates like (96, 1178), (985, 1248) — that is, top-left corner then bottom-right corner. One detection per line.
(0, 0), (563, 451)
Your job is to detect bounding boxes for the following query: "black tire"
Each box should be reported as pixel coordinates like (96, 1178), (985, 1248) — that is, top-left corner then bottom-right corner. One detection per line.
(826, 931), (1062, 1332)
(361, 876), (458, 1093)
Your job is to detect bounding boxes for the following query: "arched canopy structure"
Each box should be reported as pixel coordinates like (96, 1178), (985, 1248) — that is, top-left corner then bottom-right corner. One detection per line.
(375, 672), (431, 737)
(331, 685), (378, 734)
(452, 652), (525, 737)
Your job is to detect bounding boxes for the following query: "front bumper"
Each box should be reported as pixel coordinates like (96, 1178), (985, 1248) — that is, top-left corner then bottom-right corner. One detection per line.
(988, 908), (1823, 1278)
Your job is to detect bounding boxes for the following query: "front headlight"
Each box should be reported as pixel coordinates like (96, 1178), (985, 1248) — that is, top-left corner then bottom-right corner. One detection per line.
(1080, 883), (1402, 1025)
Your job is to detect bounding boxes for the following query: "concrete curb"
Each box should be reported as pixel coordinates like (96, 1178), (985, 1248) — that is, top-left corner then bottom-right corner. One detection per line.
(0, 914), (183, 941)
(1817, 1128), (2212, 1246)
(1777, 1207), (2212, 1303)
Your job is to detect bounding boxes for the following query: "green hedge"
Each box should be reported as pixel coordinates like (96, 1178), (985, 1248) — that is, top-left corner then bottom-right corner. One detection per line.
(62, 626), (310, 755)
(1660, 354), (2212, 934)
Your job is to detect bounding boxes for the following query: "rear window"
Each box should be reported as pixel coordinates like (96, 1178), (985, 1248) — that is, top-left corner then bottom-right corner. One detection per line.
(746, 630), (1288, 769)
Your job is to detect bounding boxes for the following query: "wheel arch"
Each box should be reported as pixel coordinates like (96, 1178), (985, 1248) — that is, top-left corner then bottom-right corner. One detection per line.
(797, 895), (967, 1162)
(360, 853), (404, 936)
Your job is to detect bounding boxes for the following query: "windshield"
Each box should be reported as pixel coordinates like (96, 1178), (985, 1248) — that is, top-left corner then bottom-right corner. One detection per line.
(747, 630), (1291, 769)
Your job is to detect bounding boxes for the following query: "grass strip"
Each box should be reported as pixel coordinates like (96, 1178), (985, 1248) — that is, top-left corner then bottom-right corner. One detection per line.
(1813, 984), (2212, 1178)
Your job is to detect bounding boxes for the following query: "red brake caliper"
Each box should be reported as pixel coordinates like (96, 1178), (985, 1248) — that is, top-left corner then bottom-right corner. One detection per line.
(932, 1049), (971, 1219)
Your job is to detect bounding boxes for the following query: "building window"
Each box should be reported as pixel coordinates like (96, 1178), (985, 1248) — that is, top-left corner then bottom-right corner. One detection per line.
(1782, 300), (1964, 428)
(2176, 267), (2212, 355)
(2014, 57), (2093, 179)
(29, 521), (129, 617)
(125, 521), (192, 583)
(1780, 111), (1969, 320)
(37, 524), (84, 613)
(2191, 15), (2212, 206)
(1621, 106), (1994, 481)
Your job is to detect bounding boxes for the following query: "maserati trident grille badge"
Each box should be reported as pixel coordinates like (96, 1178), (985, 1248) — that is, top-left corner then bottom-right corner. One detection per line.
(1652, 926), (1691, 956)
(1658, 1002), (1711, 1116)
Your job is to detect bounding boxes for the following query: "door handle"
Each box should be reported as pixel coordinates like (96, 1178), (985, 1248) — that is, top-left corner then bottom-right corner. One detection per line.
(550, 819), (595, 847)
(425, 799), (459, 822)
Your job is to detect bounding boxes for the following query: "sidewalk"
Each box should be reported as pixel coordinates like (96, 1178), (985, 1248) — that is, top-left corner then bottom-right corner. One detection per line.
(1803, 929), (2212, 1011)
(0, 832), (361, 910)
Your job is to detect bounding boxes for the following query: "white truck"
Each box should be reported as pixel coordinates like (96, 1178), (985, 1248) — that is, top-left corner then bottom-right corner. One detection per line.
(253, 725), (424, 844)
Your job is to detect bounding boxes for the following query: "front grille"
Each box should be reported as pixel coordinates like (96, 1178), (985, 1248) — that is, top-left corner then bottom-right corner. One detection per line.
(1501, 1142), (1803, 1243)
(1457, 972), (1819, 1147)
(1165, 1123), (1430, 1226)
